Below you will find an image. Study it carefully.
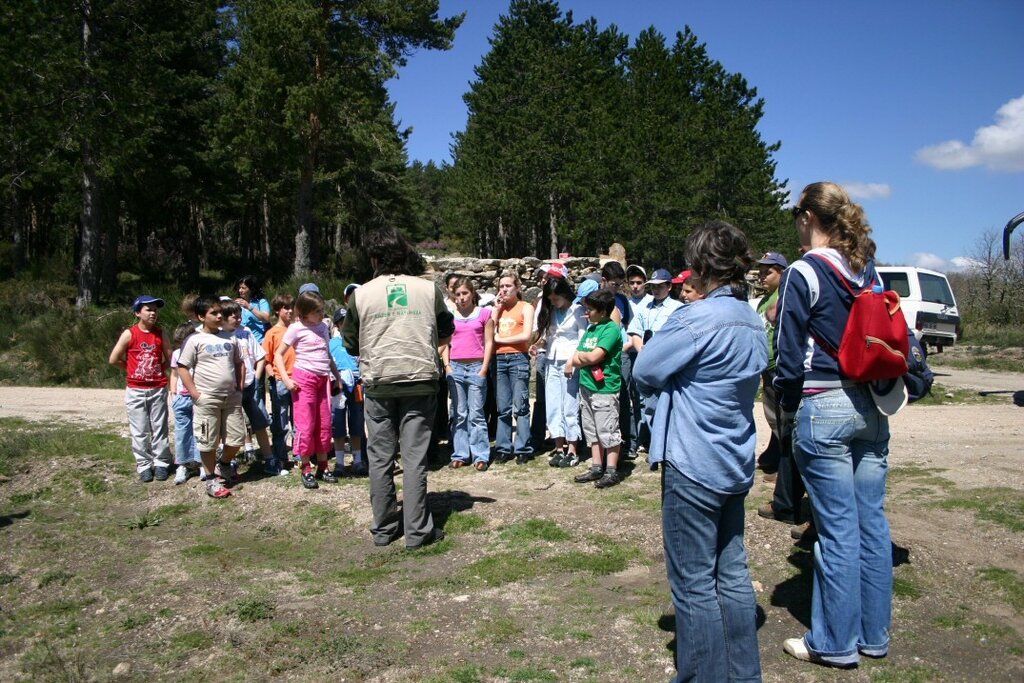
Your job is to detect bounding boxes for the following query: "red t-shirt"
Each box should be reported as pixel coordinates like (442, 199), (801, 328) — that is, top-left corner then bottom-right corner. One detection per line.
(126, 325), (167, 389)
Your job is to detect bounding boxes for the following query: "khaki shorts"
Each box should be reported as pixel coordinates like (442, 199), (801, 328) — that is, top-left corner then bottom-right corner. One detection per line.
(580, 388), (622, 448)
(193, 392), (245, 452)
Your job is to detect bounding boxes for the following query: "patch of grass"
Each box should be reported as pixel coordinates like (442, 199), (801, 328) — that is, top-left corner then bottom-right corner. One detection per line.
(870, 665), (943, 683)
(427, 665), (483, 683)
(121, 510), (164, 530)
(496, 666), (558, 682)
(979, 567), (1024, 613)
(477, 617), (522, 644)
(230, 595), (275, 622)
(445, 511), (487, 534)
(935, 487), (1024, 532)
(893, 575), (922, 600)
(408, 618), (434, 635)
(600, 491), (662, 513)
(8, 487), (53, 505)
(0, 418), (126, 478)
(570, 656), (599, 671)
(81, 474), (109, 495)
(933, 613), (968, 629)
(169, 630), (208, 652)
(499, 518), (571, 544)
(300, 503), (337, 531)
(37, 569), (74, 588)
(938, 357), (1024, 374)
(543, 624), (593, 642)
(181, 542), (221, 558)
(462, 552), (542, 587)
(0, 573), (17, 585)
(888, 465), (953, 491)
(120, 612), (155, 631)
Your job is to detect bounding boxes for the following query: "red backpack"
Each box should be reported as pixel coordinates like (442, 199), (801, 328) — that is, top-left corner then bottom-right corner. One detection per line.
(811, 256), (910, 382)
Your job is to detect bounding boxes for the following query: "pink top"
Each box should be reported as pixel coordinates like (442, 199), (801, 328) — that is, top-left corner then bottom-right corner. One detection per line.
(170, 349), (190, 396)
(282, 321), (332, 376)
(450, 306), (491, 361)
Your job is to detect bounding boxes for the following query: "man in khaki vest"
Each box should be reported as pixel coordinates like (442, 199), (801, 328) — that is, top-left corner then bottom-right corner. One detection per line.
(342, 227), (454, 549)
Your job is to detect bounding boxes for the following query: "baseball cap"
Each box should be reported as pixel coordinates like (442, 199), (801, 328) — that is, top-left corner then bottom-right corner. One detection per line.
(757, 252), (789, 268)
(646, 268), (672, 285)
(626, 264), (647, 280)
(132, 295), (164, 312)
(332, 307), (347, 325)
(574, 278), (599, 303)
(535, 264), (551, 276)
(298, 282), (320, 295)
(343, 283), (360, 297)
(671, 269), (692, 285)
(479, 292), (497, 307)
(546, 262), (569, 280)
(869, 376), (908, 416)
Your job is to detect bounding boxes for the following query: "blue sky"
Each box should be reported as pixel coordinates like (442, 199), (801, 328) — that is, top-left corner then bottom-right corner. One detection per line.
(386, 1), (1024, 270)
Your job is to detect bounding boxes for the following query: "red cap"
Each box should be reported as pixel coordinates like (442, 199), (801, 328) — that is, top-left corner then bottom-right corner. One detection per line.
(671, 269), (692, 285)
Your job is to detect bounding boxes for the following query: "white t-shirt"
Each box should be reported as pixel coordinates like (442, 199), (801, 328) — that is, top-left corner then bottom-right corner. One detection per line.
(543, 303), (588, 362)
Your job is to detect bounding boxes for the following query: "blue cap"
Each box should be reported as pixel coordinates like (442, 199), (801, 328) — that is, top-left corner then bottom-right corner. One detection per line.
(646, 269), (672, 284)
(298, 282), (320, 295)
(574, 279), (600, 303)
(132, 295), (164, 312)
(757, 252), (789, 268)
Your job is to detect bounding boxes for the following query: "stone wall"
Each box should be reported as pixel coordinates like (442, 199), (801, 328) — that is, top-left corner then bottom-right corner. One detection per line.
(423, 255), (603, 303)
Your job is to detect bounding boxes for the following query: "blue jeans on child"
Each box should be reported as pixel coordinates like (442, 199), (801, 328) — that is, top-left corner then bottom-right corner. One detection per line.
(662, 463), (762, 683)
(332, 389), (366, 461)
(171, 394), (201, 466)
(447, 360), (490, 464)
(544, 359), (580, 442)
(495, 351), (532, 458)
(268, 377), (293, 463)
(793, 386), (891, 666)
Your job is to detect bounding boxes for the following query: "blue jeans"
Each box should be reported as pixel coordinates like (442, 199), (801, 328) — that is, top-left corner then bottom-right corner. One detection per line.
(495, 352), (532, 457)
(241, 380), (271, 431)
(544, 359), (580, 441)
(171, 395), (201, 466)
(448, 360), (490, 463)
(268, 377), (293, 463)
(794, 386), (891, 665)
(662, 463), (762, 683)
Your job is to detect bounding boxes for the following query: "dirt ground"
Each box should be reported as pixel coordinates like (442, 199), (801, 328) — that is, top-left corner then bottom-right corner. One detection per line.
(1, 361), (1023, 682)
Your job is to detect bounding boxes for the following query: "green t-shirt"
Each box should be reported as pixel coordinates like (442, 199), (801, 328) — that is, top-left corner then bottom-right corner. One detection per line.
(757, 289), (779, 372)
(577, 318), (623, 394)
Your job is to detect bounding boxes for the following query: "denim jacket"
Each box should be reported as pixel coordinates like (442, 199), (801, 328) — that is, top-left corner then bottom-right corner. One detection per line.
(633, 286), (768, 495)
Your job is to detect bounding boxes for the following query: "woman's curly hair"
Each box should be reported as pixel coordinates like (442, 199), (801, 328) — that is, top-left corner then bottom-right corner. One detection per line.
(800, 181), (876, 272)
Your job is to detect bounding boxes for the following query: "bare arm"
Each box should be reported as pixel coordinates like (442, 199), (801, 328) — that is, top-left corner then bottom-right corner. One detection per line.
(274, 342), (296, 392)
(176, 366), (200, 401)
(108, 329), (132, 370)
(481, 317), (495, 376)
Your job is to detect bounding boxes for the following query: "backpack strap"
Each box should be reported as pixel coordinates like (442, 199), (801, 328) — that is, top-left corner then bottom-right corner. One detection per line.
(789, 260), (819, 307)
(807, 253), (863, 296)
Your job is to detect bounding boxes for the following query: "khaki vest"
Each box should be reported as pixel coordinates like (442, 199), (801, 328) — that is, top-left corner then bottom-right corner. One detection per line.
(354, 274), (441, 388)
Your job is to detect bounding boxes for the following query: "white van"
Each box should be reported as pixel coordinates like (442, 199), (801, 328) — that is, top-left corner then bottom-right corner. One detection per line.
(876, 266), (960, 352)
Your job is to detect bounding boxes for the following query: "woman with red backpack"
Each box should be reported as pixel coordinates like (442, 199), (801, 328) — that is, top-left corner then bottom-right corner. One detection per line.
(773, 181), (895, 669)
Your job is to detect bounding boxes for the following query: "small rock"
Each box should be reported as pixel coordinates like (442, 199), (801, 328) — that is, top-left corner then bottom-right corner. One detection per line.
(0, 474), (11, 483)
(452, 595), (470, 603)
(112, 662), (131, 677)
(752, 581), (764, 593)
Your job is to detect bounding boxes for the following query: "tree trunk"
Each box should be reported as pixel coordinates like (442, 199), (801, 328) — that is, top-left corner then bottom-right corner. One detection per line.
(293, 154), (315, 276)
(262, 192), (271, 258)
(76, 1), (99, 310)
(497, 214), (507, 258)
(549, 192), (558, 259)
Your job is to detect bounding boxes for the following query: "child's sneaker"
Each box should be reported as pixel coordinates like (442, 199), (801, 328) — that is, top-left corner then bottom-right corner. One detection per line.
(317, 469), (338, 484)
(204, 476), (231, 498)
(215, 461), (236, 487)
(154, 466), (170, 481)
(261, 458), (281, 477)
(174, 466), (189, 485)
(301, 471), (319, 489)
(560, 452), (582, 468)
(139, 468), (154, 483)
(594, 470), (622, 489)
(548, 450), (566, 467)
(351, 462), (369, 477)
(574, 467), (603, 483)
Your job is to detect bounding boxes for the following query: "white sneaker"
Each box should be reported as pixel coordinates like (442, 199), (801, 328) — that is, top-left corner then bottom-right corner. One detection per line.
(174, 466), (188, 485)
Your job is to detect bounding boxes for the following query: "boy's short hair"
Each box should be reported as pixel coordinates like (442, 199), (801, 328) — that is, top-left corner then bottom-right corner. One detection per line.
(271, 293), (294, 312)
(583, 289), (615, 316)
(601, 261), (626, 281)
(181, 293), (199, 316)
(193, 296), (221, 318)
(294, 291), (325, 318)
(220, 300), (241, 318)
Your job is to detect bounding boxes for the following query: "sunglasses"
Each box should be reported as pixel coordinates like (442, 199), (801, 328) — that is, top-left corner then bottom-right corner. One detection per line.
(791, 205), (806, 218)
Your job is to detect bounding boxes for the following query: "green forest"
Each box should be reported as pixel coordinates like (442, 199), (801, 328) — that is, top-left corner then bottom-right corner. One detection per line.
(2, 0), (795, 309)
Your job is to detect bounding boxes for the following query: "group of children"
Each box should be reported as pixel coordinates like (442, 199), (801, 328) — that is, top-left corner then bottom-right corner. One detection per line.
(110, 262), (695, 497)
(109, 278), (367, 498)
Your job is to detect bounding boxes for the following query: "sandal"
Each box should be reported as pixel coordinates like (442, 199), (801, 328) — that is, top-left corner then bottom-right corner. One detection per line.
(474, 461), (489, 472)
(449, 460), (467, 469)
(205, 477), (232, 499)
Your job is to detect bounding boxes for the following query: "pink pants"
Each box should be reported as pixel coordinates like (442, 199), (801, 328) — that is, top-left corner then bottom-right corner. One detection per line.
(291, 367), (332, 457)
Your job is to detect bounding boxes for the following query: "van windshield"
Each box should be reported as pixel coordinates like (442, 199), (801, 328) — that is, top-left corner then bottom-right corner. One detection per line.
(919, 273), (955, 305)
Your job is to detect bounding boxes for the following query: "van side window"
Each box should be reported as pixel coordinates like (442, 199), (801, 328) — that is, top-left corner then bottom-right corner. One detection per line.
(919, 274), (955, 305)
(881, 272), (911, 297)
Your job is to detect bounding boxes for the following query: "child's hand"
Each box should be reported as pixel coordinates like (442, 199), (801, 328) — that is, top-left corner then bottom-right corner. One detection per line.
(477, 366), (488, 378)
(287, 380), (299, 394)
(563, 362), (574, 378)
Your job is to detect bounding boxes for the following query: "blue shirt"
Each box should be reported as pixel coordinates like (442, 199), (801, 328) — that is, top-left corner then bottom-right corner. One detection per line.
(632, 286), (768, 495)
(241, 298), (271, 343)
(626, 295), (683, 340)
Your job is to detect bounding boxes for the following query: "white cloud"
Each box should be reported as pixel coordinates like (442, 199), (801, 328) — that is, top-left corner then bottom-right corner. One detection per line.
(905, 253), (980, 273)
(843, 182), (892, 200)
(915, 94), (1024, 172)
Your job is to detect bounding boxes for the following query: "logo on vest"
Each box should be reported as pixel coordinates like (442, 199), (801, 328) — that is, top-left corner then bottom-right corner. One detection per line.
(386, 284), (408, 309)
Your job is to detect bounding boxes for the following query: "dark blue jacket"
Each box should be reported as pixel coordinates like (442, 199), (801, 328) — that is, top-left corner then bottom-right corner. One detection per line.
(772, 249), (882, 413)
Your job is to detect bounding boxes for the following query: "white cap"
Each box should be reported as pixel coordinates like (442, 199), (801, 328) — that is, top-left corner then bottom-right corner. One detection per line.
(869, 376), (908, 416)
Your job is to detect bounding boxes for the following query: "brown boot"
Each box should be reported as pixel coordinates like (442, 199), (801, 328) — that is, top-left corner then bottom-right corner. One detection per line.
(791, 521), (816, 541)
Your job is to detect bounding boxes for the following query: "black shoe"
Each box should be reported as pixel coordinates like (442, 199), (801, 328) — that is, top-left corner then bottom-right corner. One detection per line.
(548, 451), (566, 467)
(622, 451), (638, 461)
(301, 472), (319, 489)
(317, 469), (338, 483)
(515, 454), (530, 465)
(574, 468), (603, 483)
(595, 471), (622, 489)
(406, 528), (445, 550)
(374, 529), (403, 547)
(139, 468), (154, 483)
(559, 453), (582, 468)
(153, 466), (169, 481)
(495, 452), (511, 464)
